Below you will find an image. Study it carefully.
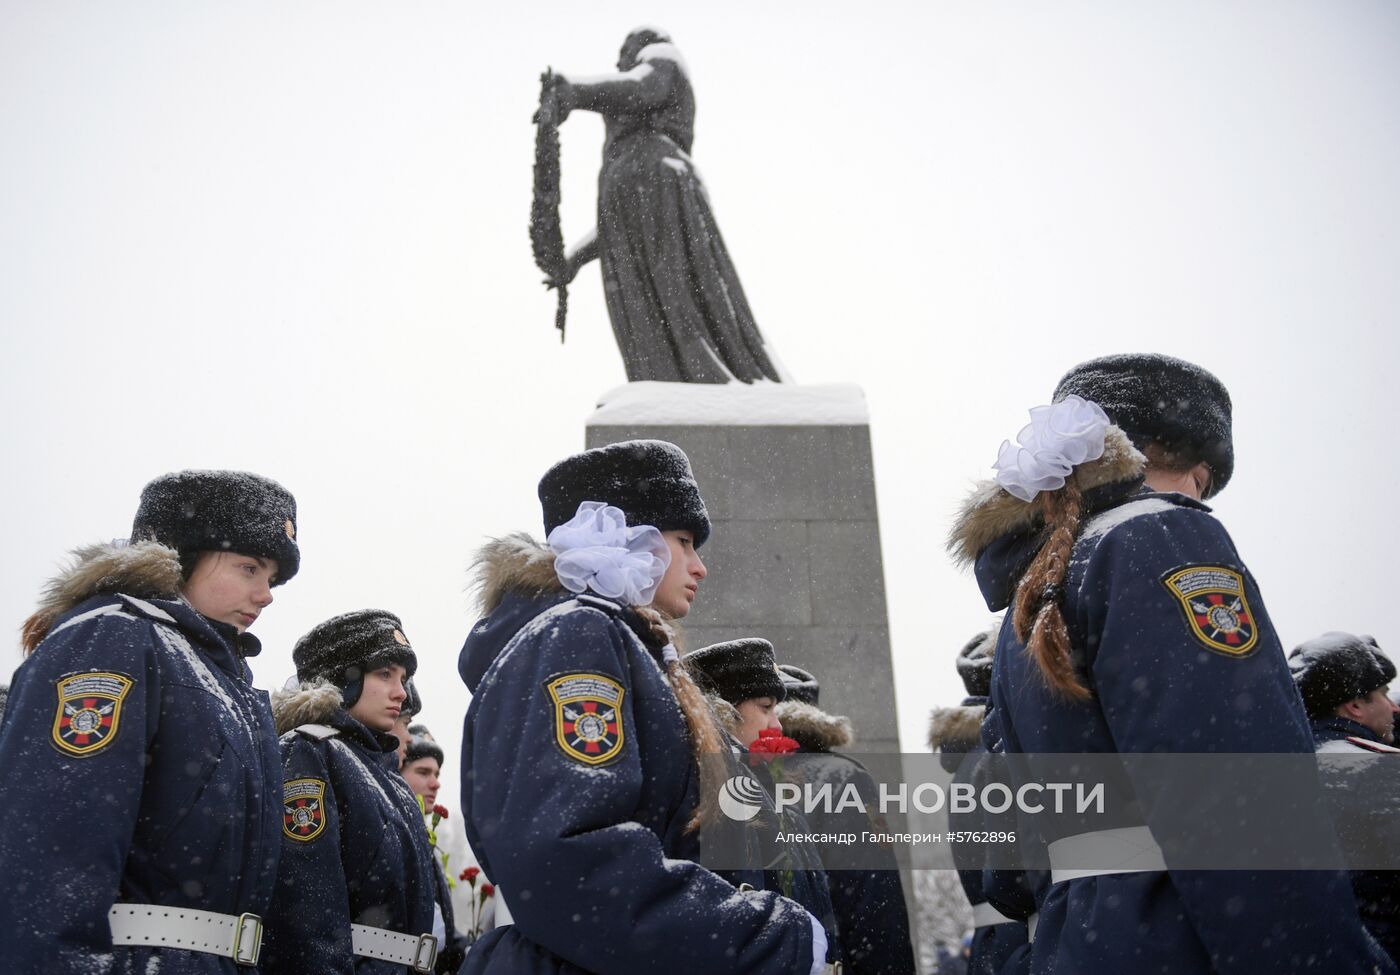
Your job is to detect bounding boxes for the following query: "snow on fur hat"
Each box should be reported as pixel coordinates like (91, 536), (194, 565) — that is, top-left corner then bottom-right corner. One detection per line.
(293, 610), (418, 707)
(1289, 632), (1396, 719)
(957, 618), (1002, 699)
(402, 679), (422, 719)
(685, 638), (786, 705)
(404, 735), (444, 768)
(778, 664), (819, 706)
(539, 440), (710, 548)
(1053, 353), (1233, 498)
(131, 470), (300, 584)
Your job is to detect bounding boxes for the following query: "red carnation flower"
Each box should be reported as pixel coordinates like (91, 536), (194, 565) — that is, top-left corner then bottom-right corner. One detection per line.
(748, 728), (800, 755)
(481, 883), (496, 898)
(460, 866), (481, 883)
(433, 804), (449, 820)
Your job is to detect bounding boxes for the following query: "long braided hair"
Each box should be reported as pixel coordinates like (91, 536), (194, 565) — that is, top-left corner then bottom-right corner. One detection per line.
(1011, 474), (1091, 701)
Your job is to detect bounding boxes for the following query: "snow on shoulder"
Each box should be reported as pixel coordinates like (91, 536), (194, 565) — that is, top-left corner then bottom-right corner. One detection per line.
(589, 381), (869, 427)
(637, 42), (689, 76)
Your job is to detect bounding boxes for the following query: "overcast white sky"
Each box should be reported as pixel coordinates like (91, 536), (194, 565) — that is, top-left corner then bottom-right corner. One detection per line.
(4, 1), (1399, 811)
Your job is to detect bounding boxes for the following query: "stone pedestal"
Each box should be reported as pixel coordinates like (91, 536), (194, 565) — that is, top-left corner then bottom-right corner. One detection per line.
(585, 381), (900, 754)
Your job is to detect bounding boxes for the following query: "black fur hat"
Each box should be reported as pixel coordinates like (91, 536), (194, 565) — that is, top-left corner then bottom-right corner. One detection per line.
(404, 735), (444, 768)
(1289, 632), (1395, 719)
(293, 610), (418, 706)
(131, 470), (300, 584)
(1053, 353), (1233, 498)
(956, 620), (1000, 699)
(403, 679), (422, 719)
(539, 440), (710, 547)
(685, 639), (786, 706)
(778, 664), (819, 706)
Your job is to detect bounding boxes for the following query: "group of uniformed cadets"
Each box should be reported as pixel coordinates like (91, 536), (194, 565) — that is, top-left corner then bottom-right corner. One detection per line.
(1, 350), (1396, 975)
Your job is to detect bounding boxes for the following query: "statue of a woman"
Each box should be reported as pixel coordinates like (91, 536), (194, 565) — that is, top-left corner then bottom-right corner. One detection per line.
(542, 28), (785, 384)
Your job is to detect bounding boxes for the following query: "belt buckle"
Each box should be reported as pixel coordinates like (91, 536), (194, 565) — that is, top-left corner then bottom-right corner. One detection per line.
(412, 932), (439, 973)
(232, 912), (263, 967)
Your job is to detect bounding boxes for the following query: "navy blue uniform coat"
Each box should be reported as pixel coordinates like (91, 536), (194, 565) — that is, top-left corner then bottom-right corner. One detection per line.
(780, 700), (916, 975)
(262, 688), (438, 974)
(456, 538), (821, 975)
(951, 435), (1394, 975)
(1313, 716), (1400, 965)
(0, 542), (282, 974)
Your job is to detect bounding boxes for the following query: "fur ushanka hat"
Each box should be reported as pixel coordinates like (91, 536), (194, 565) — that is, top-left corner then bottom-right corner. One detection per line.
(1289, 632), (1396, 719)
(404, 735), (444, 768)
(778, 664), (819, 706)
(293, 610), (418, 707)
(685, 639), (786, 706)
(403, 679), (422, 720)
(1053, 353), (1233, 498)
(538, 439), (711, 547)
(131, 470), (300, 583)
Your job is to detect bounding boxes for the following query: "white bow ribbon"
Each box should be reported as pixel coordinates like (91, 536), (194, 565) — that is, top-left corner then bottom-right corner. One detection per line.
(992, 395), (1110, 502)
(548, 501), (671, 606)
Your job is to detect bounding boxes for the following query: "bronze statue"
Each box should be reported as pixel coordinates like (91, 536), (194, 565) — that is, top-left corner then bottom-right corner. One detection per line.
(532, 28), (784, 384)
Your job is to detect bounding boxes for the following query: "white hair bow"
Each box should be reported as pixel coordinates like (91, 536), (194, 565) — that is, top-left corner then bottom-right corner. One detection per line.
(993, 395), (1109, 502)
(548, 501), (671, 606)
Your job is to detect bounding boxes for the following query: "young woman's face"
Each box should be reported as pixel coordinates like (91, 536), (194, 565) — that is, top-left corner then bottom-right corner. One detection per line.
(651, 529), (706, 618)
(735, 696), (781, 748)
(348, 663), (409, 733)
(182, 551), (277, 632)
(402, 757), (441, 805)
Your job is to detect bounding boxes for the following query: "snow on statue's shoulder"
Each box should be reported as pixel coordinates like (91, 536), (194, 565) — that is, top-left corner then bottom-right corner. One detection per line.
(637, 42), (689, 76)
(589, 381), (869, 427)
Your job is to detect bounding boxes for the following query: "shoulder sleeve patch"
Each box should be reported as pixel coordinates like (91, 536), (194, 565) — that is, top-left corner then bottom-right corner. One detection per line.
(51, 671), (135, 757)
(283, 777), (328, 842)
(1161, 564), (1259, 657)
(544, 672), (626, 766)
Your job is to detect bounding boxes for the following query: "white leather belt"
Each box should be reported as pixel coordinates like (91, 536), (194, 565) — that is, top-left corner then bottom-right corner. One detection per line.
(1047, 825), (1167, 885)
(108, 904), (263, 966)
(971, 901), (1017, 928)
(351, 922), (438, 973)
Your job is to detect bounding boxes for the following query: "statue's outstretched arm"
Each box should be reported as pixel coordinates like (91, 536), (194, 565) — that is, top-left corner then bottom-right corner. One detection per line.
(558, 59), (676, 117)
(545, 229), (598, 289)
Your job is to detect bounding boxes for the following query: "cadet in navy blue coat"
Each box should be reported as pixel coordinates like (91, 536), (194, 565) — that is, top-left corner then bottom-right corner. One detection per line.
(928, 626), (1028, 975)
(773, 664), (917, 975)
(262, 610), (439, 975)
(682, 639), (843, 954)
(1291, 632), (1400, 964)
(950, 354), (1393, 974)
(399, 733), (473, 974)
(0, 470), (299, 974)
(459, 440), (835, 975)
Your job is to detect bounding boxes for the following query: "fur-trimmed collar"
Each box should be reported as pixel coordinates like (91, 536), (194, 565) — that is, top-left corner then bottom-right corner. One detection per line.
(469, 533), (567, 615)
(22, 541), (183, 653)
(270, 678), (344, 736)
(776, 700), (853, 753)
(947, 425), (1145, 566)
(927, 704), (984, 754)
(703, 690), (741, 739)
